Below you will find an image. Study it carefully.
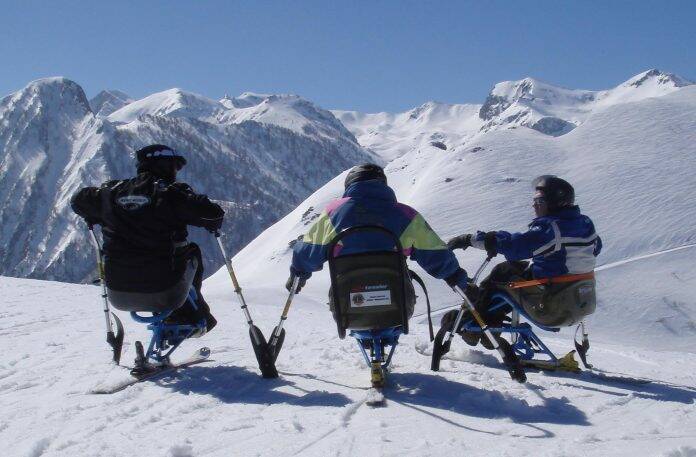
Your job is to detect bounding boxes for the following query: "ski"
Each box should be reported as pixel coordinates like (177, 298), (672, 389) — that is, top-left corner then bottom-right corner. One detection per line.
(90, 347), (211, 394)
(521, 358), (652, 385)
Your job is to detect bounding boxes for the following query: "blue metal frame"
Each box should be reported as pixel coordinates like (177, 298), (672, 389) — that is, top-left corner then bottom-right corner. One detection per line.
(461, 291), (561, 364)
(129, 288), (206, 364)
(350, 326), (402, 370)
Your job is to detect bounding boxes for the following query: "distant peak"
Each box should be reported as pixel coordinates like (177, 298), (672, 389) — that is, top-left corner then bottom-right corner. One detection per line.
(90, 89), (133, 118)
(18, 77), (92, 115)
(24, 77), (87, 98)
(624, 69), (693, 88)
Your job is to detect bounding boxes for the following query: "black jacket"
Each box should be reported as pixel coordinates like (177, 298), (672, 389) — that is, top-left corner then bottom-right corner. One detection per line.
(71, 172), (224, 292)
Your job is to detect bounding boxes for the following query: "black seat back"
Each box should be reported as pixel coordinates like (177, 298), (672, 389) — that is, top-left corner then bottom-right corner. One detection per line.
(328, 226), (410, 338)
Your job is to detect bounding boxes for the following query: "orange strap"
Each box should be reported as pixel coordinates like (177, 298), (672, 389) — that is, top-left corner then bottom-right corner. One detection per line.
(508, 271), (595, 289)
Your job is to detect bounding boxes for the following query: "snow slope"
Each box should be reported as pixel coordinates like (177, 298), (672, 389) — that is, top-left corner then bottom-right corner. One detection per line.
(224, 83), (696, 352)
(1, 246), (695, 456)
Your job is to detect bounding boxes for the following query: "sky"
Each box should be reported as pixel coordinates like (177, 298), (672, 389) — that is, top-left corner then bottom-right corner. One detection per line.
(1, 1), (694, 112)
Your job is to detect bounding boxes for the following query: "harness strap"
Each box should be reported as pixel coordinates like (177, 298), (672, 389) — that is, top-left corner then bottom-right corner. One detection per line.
(507, 271), (595, 289)
(409, 270), (433, 341)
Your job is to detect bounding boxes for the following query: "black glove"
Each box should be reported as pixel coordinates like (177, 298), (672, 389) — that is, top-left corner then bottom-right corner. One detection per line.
(203, 216), (224, 233)
(447, 234), (472, 251)
(463, 283), (481, 306)
(482, 231), (498, 258)
(84, 217), (100, 228)
(285, 273), (307, 294)
(471, 231), (498, 258)
(444, 268), (469, 289)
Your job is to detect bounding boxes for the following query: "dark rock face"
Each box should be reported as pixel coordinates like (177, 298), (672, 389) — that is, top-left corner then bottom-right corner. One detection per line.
(531, 117), (576, 137)
(430, 141), (447, 150)
(479, 94), (511, 120)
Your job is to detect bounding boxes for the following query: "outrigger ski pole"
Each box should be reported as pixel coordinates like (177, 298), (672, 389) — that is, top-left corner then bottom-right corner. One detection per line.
(267, 276), (300, 364)
(87, 224), (124, 365)
(431, 257), (526, 383)
(214, 231), (278, 378)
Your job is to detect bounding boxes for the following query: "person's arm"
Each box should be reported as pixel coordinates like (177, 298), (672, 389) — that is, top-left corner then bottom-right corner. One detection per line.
(290, 211), (338, 279)
(400, 212), (468, 288)
(492, 221), (555, 261)
(70, 186), (102, 225)
(167, 183), (225, 232)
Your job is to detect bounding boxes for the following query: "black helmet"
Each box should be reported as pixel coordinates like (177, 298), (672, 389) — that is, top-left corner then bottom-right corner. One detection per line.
(532, 175), (575, 211)
(136, 144), (186, 170)
(344, 163), (387, 189)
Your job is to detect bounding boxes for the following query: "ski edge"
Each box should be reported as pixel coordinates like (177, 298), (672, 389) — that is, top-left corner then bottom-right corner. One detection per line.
(89, 347), (211, 395)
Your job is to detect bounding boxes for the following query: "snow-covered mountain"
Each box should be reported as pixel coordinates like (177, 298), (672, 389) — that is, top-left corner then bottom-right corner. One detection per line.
(89, 89), (133, 118)
(0, 78), (373, 283)
(334, 69), (693, 159)
(218, 72), (696, 352)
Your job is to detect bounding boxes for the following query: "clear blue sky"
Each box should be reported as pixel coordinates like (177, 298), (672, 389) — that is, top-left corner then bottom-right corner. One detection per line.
(1, 1), (694, 112)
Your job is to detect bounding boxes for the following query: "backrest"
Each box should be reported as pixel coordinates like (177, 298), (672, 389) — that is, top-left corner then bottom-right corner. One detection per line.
(328, 226), (410, 338)
(524, 279), (597, 328)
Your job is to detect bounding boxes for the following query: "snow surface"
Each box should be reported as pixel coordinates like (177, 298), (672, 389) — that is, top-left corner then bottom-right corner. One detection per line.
(0, 244), (694, 456)
(2, 71), (695, 456)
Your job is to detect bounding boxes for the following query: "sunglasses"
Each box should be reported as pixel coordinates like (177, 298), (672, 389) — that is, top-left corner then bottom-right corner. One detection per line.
(533, 197), (546, 205)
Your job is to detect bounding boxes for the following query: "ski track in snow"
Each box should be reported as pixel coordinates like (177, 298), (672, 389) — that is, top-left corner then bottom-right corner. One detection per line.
(0, 273), (695, 456)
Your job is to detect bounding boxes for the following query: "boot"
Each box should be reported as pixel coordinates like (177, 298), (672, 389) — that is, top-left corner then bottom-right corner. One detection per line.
(440, 310), (481, 347)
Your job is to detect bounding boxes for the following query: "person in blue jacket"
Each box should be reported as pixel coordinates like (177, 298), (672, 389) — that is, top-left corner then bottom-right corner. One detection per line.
(446, 175), (602, 347)
(287, 163), (470, 321)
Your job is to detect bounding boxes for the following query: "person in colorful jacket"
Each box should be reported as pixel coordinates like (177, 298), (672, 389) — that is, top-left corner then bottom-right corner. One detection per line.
(445, 175), (602, 346)
(286, 163), (470, 320)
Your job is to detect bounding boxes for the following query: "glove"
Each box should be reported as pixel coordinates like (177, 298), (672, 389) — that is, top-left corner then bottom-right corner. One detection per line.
(444, 268), (470, 290)
(447, 234), (472, 251)
(83, 217), (100, 228)
(203, 216), (224, 233)
(470, 231), (498, 258)
(285, 271), (308, 293)
(463, 283), (481, 306)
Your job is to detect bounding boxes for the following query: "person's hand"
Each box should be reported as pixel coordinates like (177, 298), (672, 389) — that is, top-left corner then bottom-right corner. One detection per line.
(470, 231), (498, 258)
(285, 273), (307, 293)
(447, 234), (472, 251)
(203, 216), (224, 233)
(445, 268), (469, 289)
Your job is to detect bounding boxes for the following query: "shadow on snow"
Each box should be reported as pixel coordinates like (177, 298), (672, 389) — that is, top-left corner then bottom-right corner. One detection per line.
(159, 364), (352, 408)
(445, 348), (696, 404)
(389, 372), (589, 430)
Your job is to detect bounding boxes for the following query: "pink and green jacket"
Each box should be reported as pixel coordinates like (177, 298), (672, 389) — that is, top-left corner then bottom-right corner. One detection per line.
(290, 180), (468, 287)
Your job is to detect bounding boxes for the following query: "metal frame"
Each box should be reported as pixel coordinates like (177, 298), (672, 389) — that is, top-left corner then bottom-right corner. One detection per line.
(461, 291), (561, 363)
(130, 288), (206, 365)
(351, 327), (402, 369)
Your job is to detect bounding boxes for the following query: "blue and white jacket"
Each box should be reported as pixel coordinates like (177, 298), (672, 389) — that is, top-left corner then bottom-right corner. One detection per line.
(473, 206), (602, 278)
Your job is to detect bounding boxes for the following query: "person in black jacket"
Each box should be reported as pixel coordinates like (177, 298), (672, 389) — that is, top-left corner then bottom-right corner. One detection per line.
(71, 144), (224, 332)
